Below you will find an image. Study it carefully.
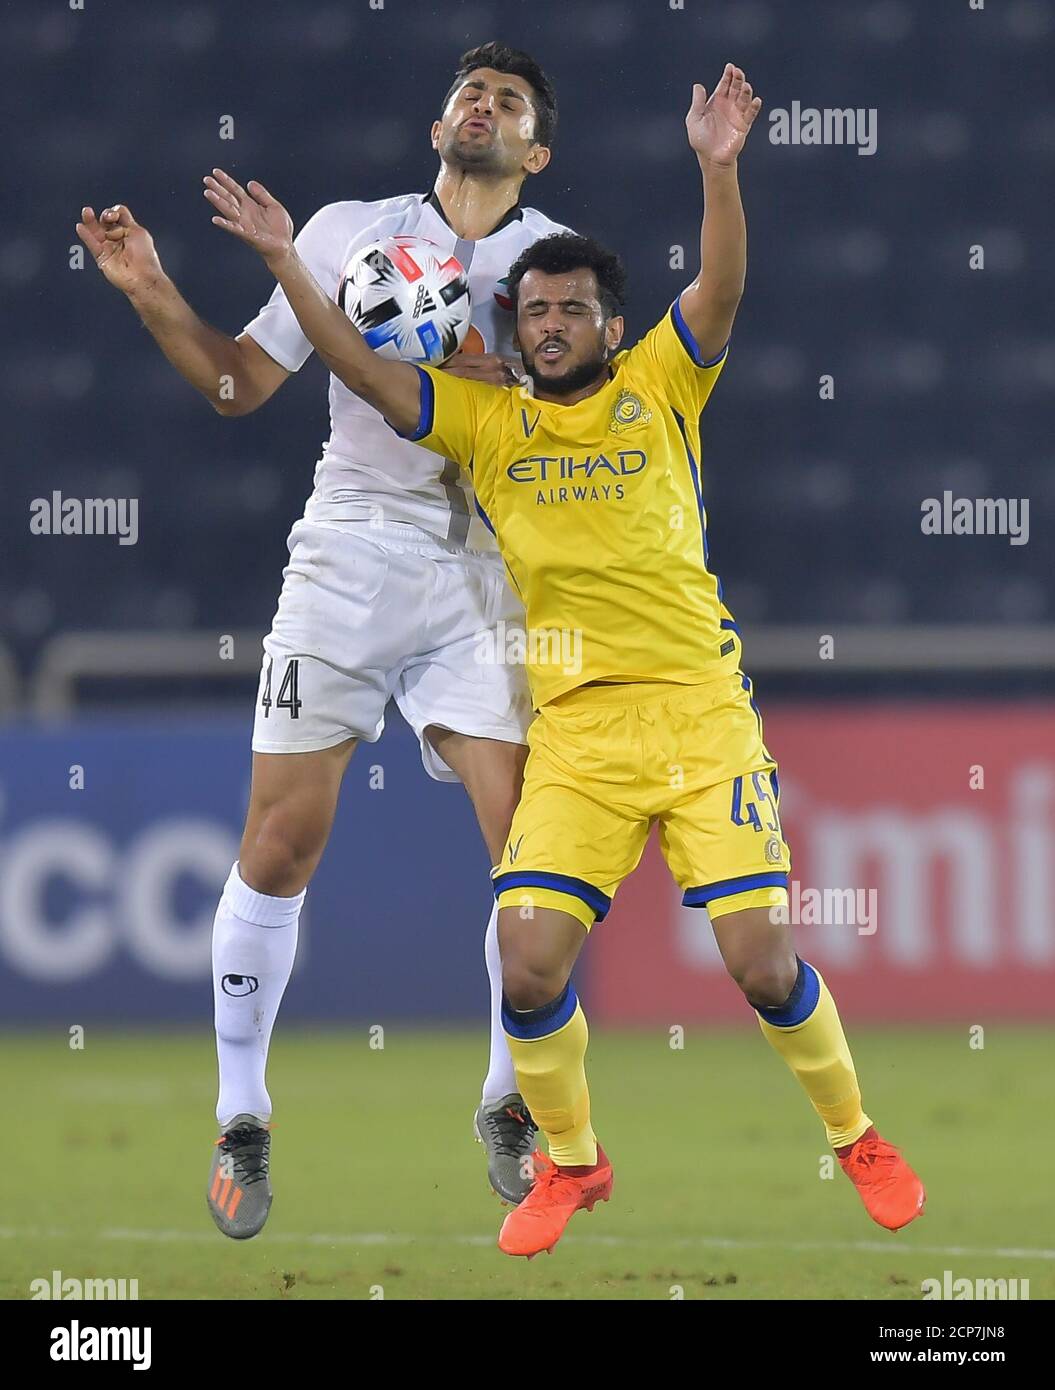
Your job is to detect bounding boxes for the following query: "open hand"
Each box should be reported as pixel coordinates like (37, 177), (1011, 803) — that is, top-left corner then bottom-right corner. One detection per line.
(204, 169), (293, 264)
(441, 352), (522, 386)
(685, 65), (763, 167)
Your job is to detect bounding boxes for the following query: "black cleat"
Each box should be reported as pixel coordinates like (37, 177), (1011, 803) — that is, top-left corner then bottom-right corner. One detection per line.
(207, 1114), (272, 1239)
(473, 1093), (547, 1205)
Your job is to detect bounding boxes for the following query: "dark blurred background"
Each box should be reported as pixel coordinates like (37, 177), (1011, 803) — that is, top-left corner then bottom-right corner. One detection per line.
(3, 0), (1053, 682)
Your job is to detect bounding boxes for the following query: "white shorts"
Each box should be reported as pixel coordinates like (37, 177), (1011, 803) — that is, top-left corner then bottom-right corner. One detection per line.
(251, 519), (533, 781)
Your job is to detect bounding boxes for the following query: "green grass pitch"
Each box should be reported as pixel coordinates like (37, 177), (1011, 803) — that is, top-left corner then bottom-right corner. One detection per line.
(2, 1025), (1051, 1300)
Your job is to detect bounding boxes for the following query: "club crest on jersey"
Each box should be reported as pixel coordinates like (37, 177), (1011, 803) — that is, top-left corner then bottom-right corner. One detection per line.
(609, 389), (652, 434)
(764, 835), (783, 865)
(493, 276), (514, 312)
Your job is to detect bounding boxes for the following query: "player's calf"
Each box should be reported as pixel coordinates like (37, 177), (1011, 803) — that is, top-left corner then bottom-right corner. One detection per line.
(496, 909), (607, 1256)
(732, 941), (927, 1233)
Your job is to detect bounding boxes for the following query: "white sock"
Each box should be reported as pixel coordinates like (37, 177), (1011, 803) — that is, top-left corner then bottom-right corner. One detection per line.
(481, 899), (518, 1103)
(212, 862), (303, 1127)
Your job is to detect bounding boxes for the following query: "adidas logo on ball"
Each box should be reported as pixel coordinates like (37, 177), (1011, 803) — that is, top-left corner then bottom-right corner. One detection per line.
(337, 234), (471, 364)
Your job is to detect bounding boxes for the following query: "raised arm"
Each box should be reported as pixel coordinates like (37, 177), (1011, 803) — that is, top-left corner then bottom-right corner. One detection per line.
(205, 169), (422, 436)
(679, 65), (763, 362)
(76, 203), (289, 417)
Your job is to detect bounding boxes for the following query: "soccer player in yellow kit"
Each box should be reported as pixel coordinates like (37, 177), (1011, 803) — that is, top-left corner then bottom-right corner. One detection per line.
(208, 63), (925, 1258)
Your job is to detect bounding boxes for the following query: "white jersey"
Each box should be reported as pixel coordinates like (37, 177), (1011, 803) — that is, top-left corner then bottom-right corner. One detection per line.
(243, 191), (570, 551)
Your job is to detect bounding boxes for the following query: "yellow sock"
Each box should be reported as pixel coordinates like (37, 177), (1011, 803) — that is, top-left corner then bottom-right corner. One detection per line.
(756, 959), (872, 1149)
(502, 987), (596, 1167)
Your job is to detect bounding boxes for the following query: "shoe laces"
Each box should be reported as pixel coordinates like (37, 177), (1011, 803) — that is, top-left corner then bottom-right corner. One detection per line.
(481, 1102), (538, 1157)
(214, 1122), (271, 1185)
(526, 1163), (583, 1206)
(844, 1137), (900, 1184)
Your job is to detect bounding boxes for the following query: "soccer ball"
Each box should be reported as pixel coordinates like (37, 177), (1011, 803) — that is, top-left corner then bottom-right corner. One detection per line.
(337, 235), (472, 364)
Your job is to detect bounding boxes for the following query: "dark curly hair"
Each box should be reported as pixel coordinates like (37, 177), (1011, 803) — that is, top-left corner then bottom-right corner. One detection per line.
(445, 42), (557, 148)
(506, 233), (628, 318)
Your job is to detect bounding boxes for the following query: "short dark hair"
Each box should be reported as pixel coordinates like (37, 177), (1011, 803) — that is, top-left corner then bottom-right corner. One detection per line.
(506, 233), (628, 318)
(445, 42), (557, 149)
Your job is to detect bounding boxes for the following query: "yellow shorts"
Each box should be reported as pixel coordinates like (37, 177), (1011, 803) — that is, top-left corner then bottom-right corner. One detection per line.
(493, 673), (791, 929)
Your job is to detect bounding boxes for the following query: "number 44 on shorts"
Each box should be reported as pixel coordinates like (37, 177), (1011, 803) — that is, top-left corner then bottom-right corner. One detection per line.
(260, 657), (303, 719)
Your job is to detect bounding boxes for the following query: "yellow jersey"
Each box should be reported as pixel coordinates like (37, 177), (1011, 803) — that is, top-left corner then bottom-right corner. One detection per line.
(406, 299), (741, 708)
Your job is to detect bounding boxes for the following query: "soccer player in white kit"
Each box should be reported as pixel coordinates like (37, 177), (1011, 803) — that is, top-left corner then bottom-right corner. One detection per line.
(76, 42), (568, 1238)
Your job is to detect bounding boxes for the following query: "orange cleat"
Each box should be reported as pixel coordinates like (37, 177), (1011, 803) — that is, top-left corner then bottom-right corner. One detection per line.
(530, 1150), (558, 1181)
(498, 1144), (613, 1258)
(838, 1129), (925, 1231)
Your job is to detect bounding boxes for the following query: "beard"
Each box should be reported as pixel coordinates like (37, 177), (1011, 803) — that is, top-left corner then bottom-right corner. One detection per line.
(524, 347), (610, 397)
(438, 126), (508, 175)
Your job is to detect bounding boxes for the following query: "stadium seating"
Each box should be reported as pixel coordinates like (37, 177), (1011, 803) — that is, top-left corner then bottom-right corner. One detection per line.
(4, 0), (1051, 678)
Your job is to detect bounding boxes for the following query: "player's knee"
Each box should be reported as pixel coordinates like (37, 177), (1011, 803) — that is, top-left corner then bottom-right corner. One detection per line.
(732, 950), (799, 1010)
(501, 959), (567, 1012)
(239, 819), (318, 897)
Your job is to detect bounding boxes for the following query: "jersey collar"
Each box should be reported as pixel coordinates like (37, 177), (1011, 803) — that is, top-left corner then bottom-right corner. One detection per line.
(422, 187), (523, 238)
